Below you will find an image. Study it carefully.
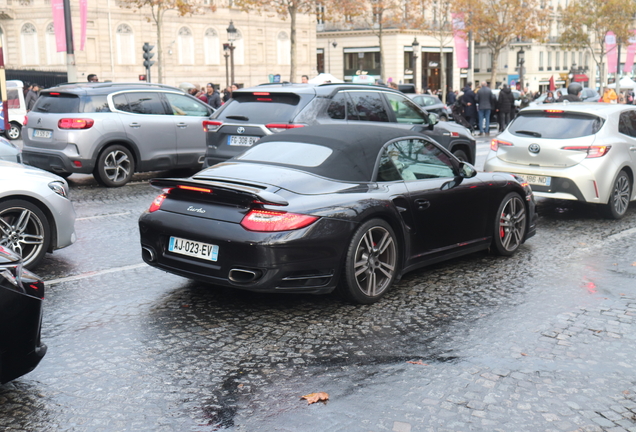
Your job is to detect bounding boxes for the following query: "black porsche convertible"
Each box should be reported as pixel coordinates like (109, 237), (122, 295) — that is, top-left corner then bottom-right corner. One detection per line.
(139, 124), (536, 304)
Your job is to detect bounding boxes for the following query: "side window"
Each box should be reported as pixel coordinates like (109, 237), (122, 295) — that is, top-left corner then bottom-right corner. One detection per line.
(385, 93), (427, 125)
(82, 95), (111, 113)
(618, 110), (636, 138)
(327, 92), (346, 120)
(385, 139), (455, 180)
(116, 92), (167, 115)
(112, 94), (129, 112)
(348, 91), (389, 122)
(164, 93), (211, 116)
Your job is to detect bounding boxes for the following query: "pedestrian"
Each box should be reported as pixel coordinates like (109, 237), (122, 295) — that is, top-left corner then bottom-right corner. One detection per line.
(301, 75), (309, 84)
(446, 89), (456, 105)
(205, 83), (222, 109)
(222, 86), (232, 103)
(543, 91), (556, 103)
(461, 82), (477, 132)
(388, 81), (399, 90)
(476, 81), (493, 136)
(87, 74), (99, 82)
(601, 87), (618, 103)
(557, 83), (582, 102)
(497, 84), (515, 132)
(25, 83), (40, 111)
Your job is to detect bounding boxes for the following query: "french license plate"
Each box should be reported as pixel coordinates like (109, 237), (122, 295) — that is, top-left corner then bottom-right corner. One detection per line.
(33, 129), (52, 139)
(228, 135), (259, 146)
(518, 174), (551, 186)
(168, 236), (219, 262)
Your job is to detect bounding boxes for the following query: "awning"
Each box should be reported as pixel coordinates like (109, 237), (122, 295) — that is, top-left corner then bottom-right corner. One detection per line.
(573, 74), (589, 82)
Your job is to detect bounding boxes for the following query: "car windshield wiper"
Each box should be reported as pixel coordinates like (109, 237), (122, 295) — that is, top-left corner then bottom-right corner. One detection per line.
(515, 130), (542, 137)
(225, 115), (249, 121)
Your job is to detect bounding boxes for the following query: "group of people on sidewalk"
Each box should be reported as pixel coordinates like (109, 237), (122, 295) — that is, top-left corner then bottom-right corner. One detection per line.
(185, 83), (239, 109)
(453, 81), (516, 136)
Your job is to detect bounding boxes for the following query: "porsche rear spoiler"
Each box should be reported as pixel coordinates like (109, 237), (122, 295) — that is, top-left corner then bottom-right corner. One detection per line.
(149, 178), (289, 206)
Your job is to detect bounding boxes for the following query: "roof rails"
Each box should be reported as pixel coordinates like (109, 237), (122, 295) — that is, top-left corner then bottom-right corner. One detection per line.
(51, 82), (182, 91)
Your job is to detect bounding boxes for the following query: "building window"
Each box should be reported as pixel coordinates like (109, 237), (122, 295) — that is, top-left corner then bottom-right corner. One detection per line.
(178, 26), (194, 65)
(21, 23), (39, 66)
(233, 29), (244, 65)
(555, 51), (560, 70)
(547, 51), (552, 71)
(116, 24), (135, 65)
(45, 22), (65, 65)
(277, 31), (290, 65)
(204, 28), (219, 65)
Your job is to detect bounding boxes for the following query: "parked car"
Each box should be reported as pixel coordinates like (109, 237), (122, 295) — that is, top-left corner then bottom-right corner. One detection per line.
(0, 136), (21, 163)
(409, 94), (453, 121)
(0, 161), (76, 268)
(0, 245), (47, 384)
(139, 125), (536, 304)
(580, 87), (600, 102)
(0, 80), (27, 140)
(21, 82), (215, 187)
(202, 83), (476, 166)
(484, 103), (636, 219)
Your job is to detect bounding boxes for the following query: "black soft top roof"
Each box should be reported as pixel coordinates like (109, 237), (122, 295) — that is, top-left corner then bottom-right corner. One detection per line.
(246, 124), (429, 182)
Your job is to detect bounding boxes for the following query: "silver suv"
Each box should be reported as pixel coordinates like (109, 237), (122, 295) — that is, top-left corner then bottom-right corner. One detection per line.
(22, 83), (214, 187)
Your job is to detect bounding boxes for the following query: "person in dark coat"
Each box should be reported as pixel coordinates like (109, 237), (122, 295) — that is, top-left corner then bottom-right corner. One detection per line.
(462, 83), (477, 131)
(25, 83), (40, 111)
(475, 81), (493, 136)
(446, 89), (456, 105)
(497, 84), (516, 131)
(205, 83), (222, 109)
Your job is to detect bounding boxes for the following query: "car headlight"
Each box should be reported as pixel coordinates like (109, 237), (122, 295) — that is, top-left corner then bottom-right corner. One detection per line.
(48, 180), (68, 198)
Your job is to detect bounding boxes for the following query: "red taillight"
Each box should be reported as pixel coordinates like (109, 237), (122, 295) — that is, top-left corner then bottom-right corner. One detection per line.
(73, 160), (82, 167)
(177, 185), (212, 193)
(562, 145), (611, 158)
(265, 123), (306, 133)
(253, 92), (270, 96)
(50, 92), (60, 96)
(450, 131), (459, 137)
(58, 118), (94, 129)
(240, 209), (318, 232)
(24, 115), (28, 126)
(149, 193), (167, 212)
(545, 109), (564, 113)
(491, 139), (513, 151)
(203, 120), (223, 132)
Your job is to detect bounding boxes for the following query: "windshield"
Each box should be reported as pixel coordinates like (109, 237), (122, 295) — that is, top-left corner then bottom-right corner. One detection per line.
(508, 111), (604, 139)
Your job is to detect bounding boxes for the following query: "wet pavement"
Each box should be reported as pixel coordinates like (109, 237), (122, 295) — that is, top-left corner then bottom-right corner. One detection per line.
(2, 137), (636, 431)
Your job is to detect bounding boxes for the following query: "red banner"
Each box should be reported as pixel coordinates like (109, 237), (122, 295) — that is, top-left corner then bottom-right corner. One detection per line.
(606, 31), (618, 75)
(451, 13), (468, 69)
(624, 30), (636, 74)
(51, 0), (66, 52)
(80, 0), (87, 51)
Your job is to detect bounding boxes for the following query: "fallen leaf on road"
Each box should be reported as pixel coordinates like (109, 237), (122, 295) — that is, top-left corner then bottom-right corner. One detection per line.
(521, 352), (528, 356)
(624, 390), (630, 395)
(632, 262), (636, 267)
(301, 392), (329, 405)
(407, 360), (428, 365)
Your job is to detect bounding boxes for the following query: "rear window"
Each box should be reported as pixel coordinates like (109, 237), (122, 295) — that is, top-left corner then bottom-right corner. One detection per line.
(32, 93), (80, 113)
(216, 92), (302, 123)
(508, 111), (604, 139)
(236, 141), (332, 167)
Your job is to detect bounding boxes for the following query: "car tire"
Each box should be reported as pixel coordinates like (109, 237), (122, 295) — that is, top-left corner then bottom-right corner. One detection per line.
(452, 149), (469, 162)
(94, 145), (134, 187)
(337, 218), (399, 304)
(601, 170), (631, 219)
(0, 199), (51, 269)
(5, 122), (21, 140)
(492, 192), (526, 256)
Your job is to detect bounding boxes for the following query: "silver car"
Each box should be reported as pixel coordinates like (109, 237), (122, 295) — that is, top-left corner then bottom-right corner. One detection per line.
(485, 103), (636, 219)
(0, 161), (76, 268)
(0, 136), (21, 163)
(22, 82), (214, 187)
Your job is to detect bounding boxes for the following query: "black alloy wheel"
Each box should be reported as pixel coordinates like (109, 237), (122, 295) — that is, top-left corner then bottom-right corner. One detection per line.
(492, 192), (526, 256)
(0, 199), (51, 269)
(95, 145), (134, 187)
(602, 170), (631, 219)
(338, 219), (399, 304)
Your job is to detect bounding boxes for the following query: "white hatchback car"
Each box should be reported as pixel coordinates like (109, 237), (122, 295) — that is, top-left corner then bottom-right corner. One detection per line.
(485, 103), (636, 219)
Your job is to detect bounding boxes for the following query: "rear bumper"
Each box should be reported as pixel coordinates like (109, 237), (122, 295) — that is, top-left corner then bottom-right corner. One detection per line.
(22, 149), (94, 175)
(139, 210), (354, 294)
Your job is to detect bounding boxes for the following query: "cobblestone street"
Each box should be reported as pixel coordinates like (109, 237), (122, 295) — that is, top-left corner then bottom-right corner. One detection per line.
(2, 139), (636, 431)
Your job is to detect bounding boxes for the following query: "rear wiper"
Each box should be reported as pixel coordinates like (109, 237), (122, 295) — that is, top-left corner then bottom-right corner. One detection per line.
(225, 115), (249, 121)
(515, 130), (542, 137)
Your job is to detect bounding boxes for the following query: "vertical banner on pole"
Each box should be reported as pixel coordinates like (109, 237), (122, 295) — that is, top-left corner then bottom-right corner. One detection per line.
(80, 0), (87, 51)
(624, 30), (636, 74)
(606, 31), (618, 75)
(52, 0), (66, 52)
(451, 13), (469, 69)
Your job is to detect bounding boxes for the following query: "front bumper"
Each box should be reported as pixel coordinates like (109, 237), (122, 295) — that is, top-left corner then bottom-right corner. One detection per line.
(139, 210), (355, 294)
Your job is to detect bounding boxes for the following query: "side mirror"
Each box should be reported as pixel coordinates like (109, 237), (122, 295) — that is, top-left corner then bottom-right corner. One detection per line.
(428, 112), (439, 127)
(458, 161), (477, 178)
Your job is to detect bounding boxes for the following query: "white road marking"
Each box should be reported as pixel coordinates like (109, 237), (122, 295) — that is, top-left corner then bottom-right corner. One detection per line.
(45, 263), (147, 285)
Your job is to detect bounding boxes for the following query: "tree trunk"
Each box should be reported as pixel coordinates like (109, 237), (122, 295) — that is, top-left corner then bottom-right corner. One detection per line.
(156, 10), (164, 83)
(489, 47), (499, 90)
(378, 20), (385, 82)
(289, 5), (297, 82)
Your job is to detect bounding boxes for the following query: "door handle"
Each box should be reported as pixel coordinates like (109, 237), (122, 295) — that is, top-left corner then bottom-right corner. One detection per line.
(415, 199), (430, 209)
(129, 122), (140, 128)
(630, 146), (636, 152)
(177, 122), (187, 128)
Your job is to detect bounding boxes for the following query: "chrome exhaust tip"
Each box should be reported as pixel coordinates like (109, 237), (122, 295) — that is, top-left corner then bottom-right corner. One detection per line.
(228, 268), (259, 283)
(142, 246), (156, 263)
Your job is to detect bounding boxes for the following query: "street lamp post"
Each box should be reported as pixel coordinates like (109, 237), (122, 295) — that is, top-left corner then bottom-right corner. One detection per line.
(412, 38), (419, 93)
(223, 43), (230, 89)
(517, 48), (525, 91)
(226, 21), (237, 86)
(328, 40), (337, 74)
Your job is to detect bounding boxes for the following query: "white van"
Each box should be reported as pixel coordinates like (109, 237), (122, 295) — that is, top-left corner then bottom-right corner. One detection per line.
(1, 80), (27, 140)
